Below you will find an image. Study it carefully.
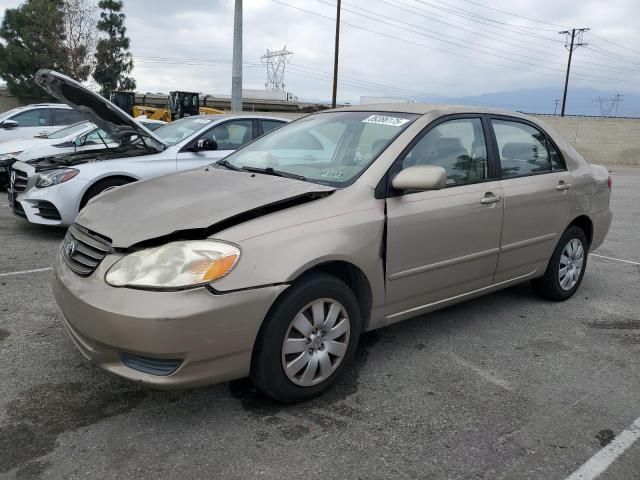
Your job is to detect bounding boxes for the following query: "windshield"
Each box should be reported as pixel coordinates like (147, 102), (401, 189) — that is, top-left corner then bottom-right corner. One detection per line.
(46, 121), (92, 139)
(152, 116), (217, 145)
(224, 111), (418, 186)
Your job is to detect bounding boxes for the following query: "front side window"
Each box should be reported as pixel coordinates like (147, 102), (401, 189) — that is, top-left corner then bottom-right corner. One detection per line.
(400, 118), (488, 186)
(225, 111), (418, 186)
(201, 120), (253, 149)
(492, 119), (552, 177)
(10, 108), (50, 127)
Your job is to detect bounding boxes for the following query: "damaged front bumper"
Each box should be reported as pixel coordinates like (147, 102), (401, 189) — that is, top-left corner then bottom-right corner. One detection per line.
(52, 253), (288, 389)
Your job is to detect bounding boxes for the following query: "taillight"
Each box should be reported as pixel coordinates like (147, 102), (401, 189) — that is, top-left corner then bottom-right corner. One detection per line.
(607, 176), (612, 190)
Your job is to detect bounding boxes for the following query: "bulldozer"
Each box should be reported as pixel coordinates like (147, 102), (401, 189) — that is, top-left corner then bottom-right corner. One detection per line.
(109, 90), (222, 122)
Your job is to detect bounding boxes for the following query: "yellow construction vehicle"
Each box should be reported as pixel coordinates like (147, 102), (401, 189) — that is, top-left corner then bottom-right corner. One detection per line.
(132, 105), (172, 123)
(110, 91), (223, 122)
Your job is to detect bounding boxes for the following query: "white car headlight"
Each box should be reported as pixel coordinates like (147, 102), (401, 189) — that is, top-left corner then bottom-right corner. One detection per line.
(36, 168), (79, 188)
(0, 151), (23, 162)
(105, 240), (240, 289)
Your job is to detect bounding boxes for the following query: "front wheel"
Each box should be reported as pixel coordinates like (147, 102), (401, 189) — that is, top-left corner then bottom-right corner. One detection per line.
(250, 273), (361, 403)
(532, 225), (588, 301)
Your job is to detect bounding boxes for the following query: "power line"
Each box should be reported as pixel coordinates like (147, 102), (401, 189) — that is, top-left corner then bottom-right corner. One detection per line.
(328, 0), (568, 68)
(444, 0), (569, 29)
(589, 32), (640, 57)
(412, 0), (560, 33)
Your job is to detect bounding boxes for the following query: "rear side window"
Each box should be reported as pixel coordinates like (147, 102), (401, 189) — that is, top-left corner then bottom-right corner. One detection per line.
(491, 119), (552, 177)
(52, 109), (86, 126)
(10, 108), (50, 127)
(262, 120), (285, 134)
(549, 141), (566, 171)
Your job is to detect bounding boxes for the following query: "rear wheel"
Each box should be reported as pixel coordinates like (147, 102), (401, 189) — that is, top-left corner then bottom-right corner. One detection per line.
(532, 225), (588, 301)
(250, 273), (361, 403)
(80, 177), (133, 210)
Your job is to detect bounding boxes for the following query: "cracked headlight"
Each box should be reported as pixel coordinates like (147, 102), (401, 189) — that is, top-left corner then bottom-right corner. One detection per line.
(36, 168), (79, 188)
(105, 240), (240, 289)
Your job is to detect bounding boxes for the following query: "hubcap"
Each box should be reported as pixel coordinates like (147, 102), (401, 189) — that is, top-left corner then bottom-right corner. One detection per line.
(281, 298), (350, 387)
(558, 238), (584, 291)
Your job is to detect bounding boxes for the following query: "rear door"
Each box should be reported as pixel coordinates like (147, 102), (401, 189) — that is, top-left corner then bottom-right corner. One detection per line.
(177, 119), (256, 171)
(52, 108), (86, 127)
(385, 116), (504, 318)
(489, 116), (574, 283)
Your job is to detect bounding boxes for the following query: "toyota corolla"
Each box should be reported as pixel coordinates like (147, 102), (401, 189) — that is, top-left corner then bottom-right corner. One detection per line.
(50, 73), (612, 403)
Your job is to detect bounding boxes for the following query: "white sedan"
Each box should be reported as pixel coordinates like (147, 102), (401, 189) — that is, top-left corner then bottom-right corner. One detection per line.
(8, 71), (287, 226)
(0, 119), (165, 188)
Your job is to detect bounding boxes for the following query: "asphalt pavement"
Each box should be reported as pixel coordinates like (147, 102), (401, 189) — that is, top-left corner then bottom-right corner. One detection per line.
(0, 167), (638, 480)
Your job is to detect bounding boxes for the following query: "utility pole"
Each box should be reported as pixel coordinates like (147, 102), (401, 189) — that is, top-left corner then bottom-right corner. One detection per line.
(554, 99), (560, 115)
(231, 0), (243, 112)
(559, 28), (589, 117)
(331, 0), (341, 108)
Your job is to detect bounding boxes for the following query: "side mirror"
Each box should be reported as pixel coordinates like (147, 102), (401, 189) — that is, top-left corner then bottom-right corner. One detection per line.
(196, 138), (217, 151)
(1, 119), (18, 129)
(74, 136), (84, 147)
(391, 165), (447, 191)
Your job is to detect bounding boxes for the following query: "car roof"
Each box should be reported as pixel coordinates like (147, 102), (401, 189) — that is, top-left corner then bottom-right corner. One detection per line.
(181, 114), (289, 121)
(21, 103), (72, 109)
(330, 102), (533, 120)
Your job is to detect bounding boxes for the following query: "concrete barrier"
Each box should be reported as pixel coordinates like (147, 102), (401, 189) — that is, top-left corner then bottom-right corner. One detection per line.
(532, 115), (640, 167)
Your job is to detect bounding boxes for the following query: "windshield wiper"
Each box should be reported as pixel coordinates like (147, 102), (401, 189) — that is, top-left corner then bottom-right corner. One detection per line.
(241, 166), (306, 181)
(214, 159), (244, 171)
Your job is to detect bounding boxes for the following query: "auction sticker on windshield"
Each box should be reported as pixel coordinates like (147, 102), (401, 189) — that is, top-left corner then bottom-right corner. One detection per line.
(362, 115), (410, 127)
(193, 119), (212, 124)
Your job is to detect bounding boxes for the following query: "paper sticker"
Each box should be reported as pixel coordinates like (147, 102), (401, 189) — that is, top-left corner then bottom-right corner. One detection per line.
(193, 119), (212, 124)
(362, 115), (410, 127)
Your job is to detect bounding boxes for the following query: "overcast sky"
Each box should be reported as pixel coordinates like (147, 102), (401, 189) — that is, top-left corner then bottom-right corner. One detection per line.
(1, 0), (639, 103)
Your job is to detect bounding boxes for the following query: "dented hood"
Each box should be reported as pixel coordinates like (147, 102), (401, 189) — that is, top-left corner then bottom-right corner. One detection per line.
(34, 69), (164, 150)
(75, 168), (335, 249)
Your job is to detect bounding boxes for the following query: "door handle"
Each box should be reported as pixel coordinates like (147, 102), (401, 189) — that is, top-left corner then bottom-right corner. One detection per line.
(556, 181), (571, 191)
(480, 192), (502, 204)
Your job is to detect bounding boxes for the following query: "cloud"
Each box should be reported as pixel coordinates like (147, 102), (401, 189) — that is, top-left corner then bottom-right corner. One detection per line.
(2, 0), (640, 104)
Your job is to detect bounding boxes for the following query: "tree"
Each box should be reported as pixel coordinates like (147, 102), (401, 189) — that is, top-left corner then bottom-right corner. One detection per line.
(92, 0), (135, 97)
(62, 0), (97, 81)
(0, 0), (68, 100)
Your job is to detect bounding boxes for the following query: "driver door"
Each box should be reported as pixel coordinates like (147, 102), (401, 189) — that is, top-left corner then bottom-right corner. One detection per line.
(177, 119), (256, 171)
(385, 116), (504, 319)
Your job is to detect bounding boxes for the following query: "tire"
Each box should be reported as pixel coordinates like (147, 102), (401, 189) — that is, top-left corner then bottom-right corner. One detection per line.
(532, 225), (589, 301)
(80, 177), (133, 210)
(250, 272), (361, 403)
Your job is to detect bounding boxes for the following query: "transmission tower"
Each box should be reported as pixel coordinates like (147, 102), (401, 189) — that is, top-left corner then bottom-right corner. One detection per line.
(595, 94), (623, 117)
(260, 46), (293, 92)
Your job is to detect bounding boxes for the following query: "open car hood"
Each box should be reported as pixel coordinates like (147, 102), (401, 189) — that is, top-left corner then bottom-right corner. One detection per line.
(34, 69), (165, 152)
(76, 168), (335, 249)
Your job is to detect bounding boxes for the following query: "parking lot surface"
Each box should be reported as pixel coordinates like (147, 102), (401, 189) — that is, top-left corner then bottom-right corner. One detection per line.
(0, 167), (638, 480)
